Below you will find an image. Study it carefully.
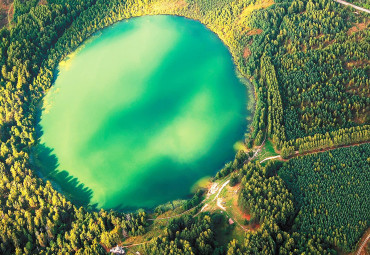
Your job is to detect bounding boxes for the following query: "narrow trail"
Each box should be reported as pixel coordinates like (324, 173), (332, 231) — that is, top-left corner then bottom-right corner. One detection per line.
(212, 180), (230, 202)
(292, 141), (370, 158)
(259, 155), (281, 163)
(334, 0), (370, 14)
(356, 232), (370, 255)
(252, 137), (266, 159)
(7, 2), (13, 25)
(216, 198), (226, 211)
(261, 141), (370, 164)
(193, 203), (209, 217)
(122, 241), (150, 248)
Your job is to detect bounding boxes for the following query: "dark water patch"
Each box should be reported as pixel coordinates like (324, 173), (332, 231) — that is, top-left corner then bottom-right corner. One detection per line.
(32, 143), (96, 209)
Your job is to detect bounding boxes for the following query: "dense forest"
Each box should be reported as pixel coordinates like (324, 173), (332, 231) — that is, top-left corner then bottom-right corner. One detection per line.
(0, 0), (369, 253)
(279, 144), (370, 252)
(143, 214), (220, 254)
(232, 161), (335, 254)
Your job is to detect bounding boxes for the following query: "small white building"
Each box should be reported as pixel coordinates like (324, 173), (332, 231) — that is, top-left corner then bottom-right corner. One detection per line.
(110, 246), (125, 254)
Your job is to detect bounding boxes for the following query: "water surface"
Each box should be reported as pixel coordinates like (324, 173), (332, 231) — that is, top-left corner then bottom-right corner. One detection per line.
(38, 15), (248, 210)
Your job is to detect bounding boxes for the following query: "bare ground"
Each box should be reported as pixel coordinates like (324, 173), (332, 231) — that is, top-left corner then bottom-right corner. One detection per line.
(0, 0), (13, 28)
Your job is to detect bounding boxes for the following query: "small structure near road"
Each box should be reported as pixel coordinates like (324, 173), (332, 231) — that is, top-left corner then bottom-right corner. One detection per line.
(110, 245), (125, 254)
(229, 218), (234, 225)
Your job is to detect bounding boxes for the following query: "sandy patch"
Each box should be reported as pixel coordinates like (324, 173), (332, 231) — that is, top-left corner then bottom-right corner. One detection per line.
(243, 47), (251, 58)
(232, 197), (250, 221)
(345, 59), (369, 70)
(347, 21), (370, 35)
(0, 0), (13, 28)
(246, 28), (263, 36)
(38, 0), (48, 5)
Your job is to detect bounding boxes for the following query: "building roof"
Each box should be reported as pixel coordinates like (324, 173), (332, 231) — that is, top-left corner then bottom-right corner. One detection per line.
(110, 246), (125, 254)
(229, 218), (234, 225)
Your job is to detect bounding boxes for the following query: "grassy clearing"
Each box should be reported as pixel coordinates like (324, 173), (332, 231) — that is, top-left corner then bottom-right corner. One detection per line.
(255, 139), (279, 162)
(214, 213), (246, 246)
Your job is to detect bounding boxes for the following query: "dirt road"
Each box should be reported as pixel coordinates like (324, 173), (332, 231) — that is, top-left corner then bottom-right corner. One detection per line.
(356, 232), (370, 255)
(334, 0), (370, 14)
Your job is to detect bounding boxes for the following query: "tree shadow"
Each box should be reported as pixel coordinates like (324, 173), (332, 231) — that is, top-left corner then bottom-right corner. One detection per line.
(31, 143), (97, 210)
(32, 103), (98, 210)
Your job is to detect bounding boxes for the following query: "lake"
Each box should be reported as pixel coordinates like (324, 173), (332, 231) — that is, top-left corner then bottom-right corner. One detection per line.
(37, 15), (248, 210)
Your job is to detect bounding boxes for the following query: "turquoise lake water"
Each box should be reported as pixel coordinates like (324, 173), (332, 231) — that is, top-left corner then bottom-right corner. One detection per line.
(37, 15), (248, 210)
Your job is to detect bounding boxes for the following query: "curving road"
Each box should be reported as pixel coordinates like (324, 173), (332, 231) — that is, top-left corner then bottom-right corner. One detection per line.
(259, 155), (281, 163)
(212, 180), (230, 202)
(334, 0), (370, 14)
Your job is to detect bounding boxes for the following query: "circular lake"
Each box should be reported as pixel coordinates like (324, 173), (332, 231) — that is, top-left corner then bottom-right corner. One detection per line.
(37, 15), (248, 210)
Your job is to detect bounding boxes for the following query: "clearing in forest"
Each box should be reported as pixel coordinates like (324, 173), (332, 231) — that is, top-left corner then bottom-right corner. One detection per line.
(0, 0), (13, 28)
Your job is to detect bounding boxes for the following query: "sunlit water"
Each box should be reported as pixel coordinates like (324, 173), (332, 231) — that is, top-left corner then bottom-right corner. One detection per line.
(37, 15), (248, 210)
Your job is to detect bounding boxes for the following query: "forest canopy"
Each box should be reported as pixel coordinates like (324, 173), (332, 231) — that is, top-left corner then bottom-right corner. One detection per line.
(0, 0), (369, 254)
(280, 144), (370, 252)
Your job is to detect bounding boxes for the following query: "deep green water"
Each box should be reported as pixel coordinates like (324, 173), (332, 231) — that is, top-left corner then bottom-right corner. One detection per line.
(37, 15), (248, 210)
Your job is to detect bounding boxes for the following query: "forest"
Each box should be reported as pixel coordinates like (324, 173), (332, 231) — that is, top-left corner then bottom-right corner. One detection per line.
(243, 0), (369, 152)
(279, 144), (370, 252)
(345, 0), (370, 9)
(0, 0), (369, 253)
(231, 161), (335, 254)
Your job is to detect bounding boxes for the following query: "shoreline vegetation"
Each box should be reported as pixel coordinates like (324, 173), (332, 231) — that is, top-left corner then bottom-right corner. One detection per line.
(0, 0), (368, 254)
